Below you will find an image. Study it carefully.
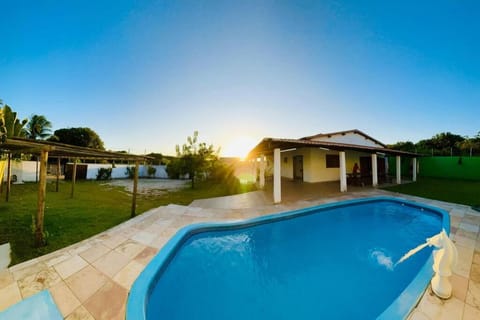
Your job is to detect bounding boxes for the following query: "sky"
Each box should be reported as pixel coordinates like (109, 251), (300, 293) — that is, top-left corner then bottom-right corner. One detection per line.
(1, 0), (479, 157)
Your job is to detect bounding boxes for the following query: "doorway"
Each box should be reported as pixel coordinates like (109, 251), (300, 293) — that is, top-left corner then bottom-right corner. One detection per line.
(293, 155), (304, 180)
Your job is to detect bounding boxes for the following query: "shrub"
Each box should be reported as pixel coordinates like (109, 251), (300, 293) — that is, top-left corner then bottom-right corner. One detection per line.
(96, 167), (112, 180)
(125, 166), (136, 179)
(147, 166), (156, 178)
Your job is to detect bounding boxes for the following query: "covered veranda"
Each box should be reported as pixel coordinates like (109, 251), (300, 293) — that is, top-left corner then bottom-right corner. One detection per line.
(246, 137), (419, 204)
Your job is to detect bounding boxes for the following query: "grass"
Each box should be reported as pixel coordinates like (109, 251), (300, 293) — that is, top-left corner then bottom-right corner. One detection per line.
(0, 179), (255, 265)
(381, 177), (480, 207)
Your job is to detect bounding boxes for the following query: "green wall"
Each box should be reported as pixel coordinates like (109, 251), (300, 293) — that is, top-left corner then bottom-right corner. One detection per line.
(418, 156), (480, 180)
(387, 157), (412, 177)
(388, 156), (480, 180)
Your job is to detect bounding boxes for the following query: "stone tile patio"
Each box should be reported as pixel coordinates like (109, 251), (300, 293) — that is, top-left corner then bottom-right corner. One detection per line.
(0, 187), (479, 319)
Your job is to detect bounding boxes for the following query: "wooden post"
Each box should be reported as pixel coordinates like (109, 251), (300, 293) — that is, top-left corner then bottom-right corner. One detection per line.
(131, 160), (139, 217)
(34, 149), (49, 247)
(56, 158), (61, 192)
(5, 153), (11, 202)
(70, 160), (77, 198)
(35, 155), (39, 183)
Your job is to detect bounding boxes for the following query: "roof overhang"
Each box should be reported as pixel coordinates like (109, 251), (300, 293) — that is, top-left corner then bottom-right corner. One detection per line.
(246, 138), (419, 158)
(0, 137), (151, 161)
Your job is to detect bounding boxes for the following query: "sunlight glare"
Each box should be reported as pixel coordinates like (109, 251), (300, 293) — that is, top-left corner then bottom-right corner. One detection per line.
(222, 136), (258, 159)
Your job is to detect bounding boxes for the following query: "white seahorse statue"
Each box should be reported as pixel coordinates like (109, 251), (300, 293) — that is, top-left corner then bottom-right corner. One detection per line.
(427, 229), (458, 299)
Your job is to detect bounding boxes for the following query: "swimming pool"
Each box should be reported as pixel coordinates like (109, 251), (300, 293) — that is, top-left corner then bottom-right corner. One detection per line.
(127, 197), (449, 320)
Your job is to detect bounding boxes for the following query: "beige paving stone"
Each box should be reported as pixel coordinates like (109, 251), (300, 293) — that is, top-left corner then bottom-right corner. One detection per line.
(463, 214), (480, 226)
(450, 216), (462, 228)
(79, 243), (111, 263)
(0, 282), (22, 312)
(451, 273), (469, 302)
(144, 222), (170, 235)
(8, 257), (40, 273)
(159, 226), (179, 238)
(459, 222), (480, 234)
(135, 217), (159, 230)
(43, 251), (73, 268)
(67, 243), (92, 256)
(65, 305), (95, 320)
(65, 265), (108, 303)
(150, 235), (170, 249)
(466, 280), (480, 309)
(101, 234), (128, 249)
(131, 230), (157, 245)
(10, 261), (47, 281)
(50, 281), (81, 317)
(113, 260), (144, 289)
(470, 262), (480, 283)
(417, 289), (464, 320)
(92, 250), (130, 277)
(54, 255), (89, 279)
(0, 269), (14, 290)
(473, 251), (480, 264)
(17, 267), (62, 298)
(153, 218), (174, 228)
(454, 244), (475, 278)
(456, 229), (478, 240)
(114, 239), (146, 259)
(83, 281), (127, 320)
(134, 246), (158, 265)
(463, 303), (480, 320)
(118, 227), (141, 239)
(407, 310), (431, 320)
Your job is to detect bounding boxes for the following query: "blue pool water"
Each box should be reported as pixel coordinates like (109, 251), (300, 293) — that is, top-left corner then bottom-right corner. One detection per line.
(127, 198), (448, 320)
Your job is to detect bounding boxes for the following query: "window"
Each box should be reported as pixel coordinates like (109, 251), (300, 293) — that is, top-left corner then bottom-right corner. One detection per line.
(326, 154), (340, 168)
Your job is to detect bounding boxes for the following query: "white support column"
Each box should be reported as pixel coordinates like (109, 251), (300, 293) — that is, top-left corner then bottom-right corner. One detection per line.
(253, 159), (257, 184)
(273, 148), (281, 203)
(396, 155), (401, 184)
(412, 157), (417, 182)
(259, 155), (265, 189)
(339, 151), (347, 192)
(371, 153), (378, 187)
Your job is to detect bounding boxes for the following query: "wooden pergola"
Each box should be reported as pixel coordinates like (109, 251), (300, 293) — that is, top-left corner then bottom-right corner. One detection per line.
(0, 136), (151, 246)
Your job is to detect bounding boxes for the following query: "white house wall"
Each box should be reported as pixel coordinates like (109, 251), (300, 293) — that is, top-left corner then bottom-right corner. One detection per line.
(4, 161), (168, 182)
(310, 132), (383, 148)
(85, 164), (168, 179)
(7, 160), (38, 183)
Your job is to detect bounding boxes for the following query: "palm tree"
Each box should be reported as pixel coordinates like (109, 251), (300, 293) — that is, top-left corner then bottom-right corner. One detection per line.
(0, 103), (28, 138)
(25, 115), (52, 140)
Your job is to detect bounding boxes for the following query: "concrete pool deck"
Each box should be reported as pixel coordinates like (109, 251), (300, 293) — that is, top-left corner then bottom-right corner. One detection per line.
(0, 188), (479, 319)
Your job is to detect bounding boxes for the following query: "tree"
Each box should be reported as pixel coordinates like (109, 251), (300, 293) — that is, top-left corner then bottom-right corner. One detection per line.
(456, 133), (480, 156)
(167, 131), (219, 188)
(25, 115), (52, 140)
(387, 141), (416, 153)
(0, 102), (28, 138)
(50, 127), (105, 150)
(415, 132), (465, 156)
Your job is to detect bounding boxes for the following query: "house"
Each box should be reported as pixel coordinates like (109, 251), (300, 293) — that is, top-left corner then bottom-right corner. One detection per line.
(247, 129), (418, 203)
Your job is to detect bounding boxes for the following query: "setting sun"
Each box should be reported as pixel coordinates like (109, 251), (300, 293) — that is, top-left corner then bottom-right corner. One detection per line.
(221, 136), (258, 159)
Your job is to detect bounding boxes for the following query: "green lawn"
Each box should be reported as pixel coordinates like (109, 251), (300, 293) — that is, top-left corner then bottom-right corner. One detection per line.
(0, 179), (254, 265)
(381, 177), (480, 207)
